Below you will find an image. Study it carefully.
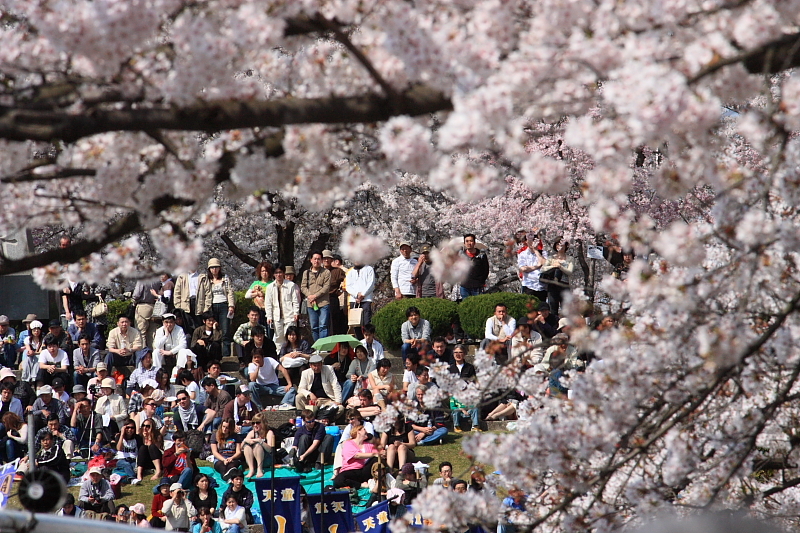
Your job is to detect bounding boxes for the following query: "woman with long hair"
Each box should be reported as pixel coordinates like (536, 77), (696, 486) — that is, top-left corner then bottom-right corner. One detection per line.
(117, 420), (143, 480)
(135, 417), (164, 483)
(198, 258), (235, 358)
(332, 425), (381, 489)
(242, 413), (277, 479)
(381, 416), (416, 470)
(278, 326), (312, 386)
(188, 475), (218, 517)
(1, 412), (27, 461)
(211, 418), (245, 480)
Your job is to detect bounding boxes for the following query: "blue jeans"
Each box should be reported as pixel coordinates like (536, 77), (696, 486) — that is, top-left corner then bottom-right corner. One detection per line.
(249, 383), (296, 410)
(415, 426), (448, 445)
(460, 286), (483, 300)
(453, 408), (480, 429)
(2, 344), (16, 368)
(341, 379), (357, 403)
(117, 458), (137, 478)
(228, 524), (242, 533)
(308, 304), (330, 341)
(212, 302), (232, 358)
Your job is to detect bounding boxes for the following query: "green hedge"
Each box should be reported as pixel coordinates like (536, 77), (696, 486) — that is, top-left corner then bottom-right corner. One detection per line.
(372, 298), (459, 349)
(457, 293), (540, 339)
(106, 299), (132, 330)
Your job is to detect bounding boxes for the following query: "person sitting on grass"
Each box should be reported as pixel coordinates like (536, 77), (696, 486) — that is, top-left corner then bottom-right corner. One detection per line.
(78, 465), (116, 516)
(193, 507), (222, 533)
(433, 461), (453, 489)
(221, 470), (254, 526)
(150, 477), (171, 528)
(381, 416), (416, 471)
(211, 417), (245, 481)
(219, 495), (248, 533)
(331, 425), (382, 489)
(411, 387), (448, 445)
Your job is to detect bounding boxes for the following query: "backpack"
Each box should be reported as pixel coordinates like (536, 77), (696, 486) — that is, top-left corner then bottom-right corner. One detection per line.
(185, 429), (205, 458)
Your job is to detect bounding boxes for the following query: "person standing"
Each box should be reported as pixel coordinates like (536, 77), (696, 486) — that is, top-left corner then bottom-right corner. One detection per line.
(174, 270), (201, 331)
(411, 245), (444, 298)
(133, 279), (162, 348)
(345, 262), (375, 336)
(518, 234), (547, 301)
(459, 234), (490, 299)
(390, 242), (418, 300)
(301, 252), (331, 342)
(265, 264), (300, 348)
(322, 250), (347, 335)
(197, 259), (236, 358)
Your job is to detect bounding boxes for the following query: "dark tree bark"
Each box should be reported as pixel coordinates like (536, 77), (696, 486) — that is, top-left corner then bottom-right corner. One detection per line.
(220, 234), (260, 268)
(276, 220), (296, 268)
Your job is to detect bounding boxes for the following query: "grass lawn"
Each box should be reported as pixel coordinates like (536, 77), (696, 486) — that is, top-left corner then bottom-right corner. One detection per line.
(5, 431), (490, 512)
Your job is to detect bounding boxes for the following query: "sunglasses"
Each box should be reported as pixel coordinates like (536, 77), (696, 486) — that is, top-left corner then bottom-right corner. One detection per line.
(142, 425), (152, 429)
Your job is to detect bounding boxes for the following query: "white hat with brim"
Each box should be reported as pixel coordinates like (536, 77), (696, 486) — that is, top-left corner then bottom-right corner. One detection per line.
(101, 377), (116, 388)
(36, 385), (53, 396)
(89, 466), (103, 475)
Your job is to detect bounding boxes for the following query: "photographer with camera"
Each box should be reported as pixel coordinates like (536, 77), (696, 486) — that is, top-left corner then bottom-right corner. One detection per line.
(163, 482), (197, 531)
(71, 397), (104, 455)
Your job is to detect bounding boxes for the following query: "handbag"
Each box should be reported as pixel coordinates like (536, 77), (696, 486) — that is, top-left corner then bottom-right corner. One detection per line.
(348, 305), (364, 327)
(92, 295), (108, 319)
(152, 299), (168, 319)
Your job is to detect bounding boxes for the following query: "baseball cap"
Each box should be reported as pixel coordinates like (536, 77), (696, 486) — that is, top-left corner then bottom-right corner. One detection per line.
(51, 377), (65, 388)
(309, 354), (324, 364)
(88, 466), (103, 475)
(170, 483), (184, 492)
(22, 314), (36, 324)
(48, 318), (61, 328)
(101, 377), (116, 388)
(238, 384), (251, 395)
(419, 244), (431, 253)
(96, 362), (108, 371)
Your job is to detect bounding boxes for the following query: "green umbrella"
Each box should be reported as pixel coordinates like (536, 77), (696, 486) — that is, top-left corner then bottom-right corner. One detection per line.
(311, 334), (361, 352)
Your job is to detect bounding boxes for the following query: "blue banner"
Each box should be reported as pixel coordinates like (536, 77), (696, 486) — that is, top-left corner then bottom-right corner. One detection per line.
(352, 499), (391, 533)
(255, 476), (302, 533)
(0, 461), (16, 509)
(307, 491), (353, 533)
(405, 505), (424, 529)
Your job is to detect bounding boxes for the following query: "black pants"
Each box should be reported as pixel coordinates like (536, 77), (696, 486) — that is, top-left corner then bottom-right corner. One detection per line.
(522, 287), (548, 302)
(295, 433), (334, 467)
(137, 444), (163, 471)
(214, 457), (246, 480)
(332, 457), (377, 488)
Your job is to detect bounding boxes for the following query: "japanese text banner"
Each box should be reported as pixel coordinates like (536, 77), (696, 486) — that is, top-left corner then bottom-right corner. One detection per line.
(255, 477), (302, 533)
(307, 491), (353, 533)
(352, 499), (390, 533)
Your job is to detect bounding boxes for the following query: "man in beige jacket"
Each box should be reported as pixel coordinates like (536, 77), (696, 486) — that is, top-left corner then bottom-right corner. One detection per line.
(300, 252), (330, 341)
(265, 264), (300, 347)
(295, 354), (342, 415)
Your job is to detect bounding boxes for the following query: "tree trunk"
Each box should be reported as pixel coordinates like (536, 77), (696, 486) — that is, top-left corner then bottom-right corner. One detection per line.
(276, 220), (295, 267)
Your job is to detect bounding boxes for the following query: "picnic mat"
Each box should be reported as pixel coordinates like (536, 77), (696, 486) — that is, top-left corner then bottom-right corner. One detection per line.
(199, 465), (370, 523)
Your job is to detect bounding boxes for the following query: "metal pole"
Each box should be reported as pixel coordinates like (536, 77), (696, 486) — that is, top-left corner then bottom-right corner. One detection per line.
(27, 412), (35, 472)
(319, 449), (325, 533)
(269, 431), (275, 533)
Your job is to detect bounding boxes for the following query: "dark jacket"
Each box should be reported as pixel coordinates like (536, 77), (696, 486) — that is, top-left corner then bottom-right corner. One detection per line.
(448, 361), (476, 382)
(222, 485), (254, 523)
(460, 250), (490, 289)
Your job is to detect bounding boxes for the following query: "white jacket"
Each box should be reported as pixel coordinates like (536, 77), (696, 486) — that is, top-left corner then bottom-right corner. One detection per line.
(265, 280), (300, 323)
(153, 325), (187, 370)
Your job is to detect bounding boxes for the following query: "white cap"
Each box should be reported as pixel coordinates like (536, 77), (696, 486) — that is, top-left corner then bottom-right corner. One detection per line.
(36, 385), (53, 396)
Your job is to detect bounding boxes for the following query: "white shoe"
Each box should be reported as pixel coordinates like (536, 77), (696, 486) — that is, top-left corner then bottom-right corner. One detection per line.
(278, 403), (294, 411)
(206, 455), (215, 462)
(131, 479), (141, 485)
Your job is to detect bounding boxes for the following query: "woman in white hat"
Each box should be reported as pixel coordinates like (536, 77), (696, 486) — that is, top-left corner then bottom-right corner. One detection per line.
(197, 258), (235, 358)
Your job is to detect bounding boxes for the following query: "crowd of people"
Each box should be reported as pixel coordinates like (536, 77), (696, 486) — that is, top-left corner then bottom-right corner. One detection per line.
(0, 232), (623, 529)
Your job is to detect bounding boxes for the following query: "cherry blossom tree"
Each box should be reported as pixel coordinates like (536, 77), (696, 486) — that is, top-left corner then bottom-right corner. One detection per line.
(3, 1), (800, 532)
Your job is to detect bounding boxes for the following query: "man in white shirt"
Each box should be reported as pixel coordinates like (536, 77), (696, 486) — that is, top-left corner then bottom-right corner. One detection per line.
(518, 235), (548, 302)
(153, 313), (188, 371)
(247, 349), (296, 410)
(390, 242), (418, 299)
(265, 264), (300, 347)
(360, 324), (384, 362)
(345, 263), (375, 331)
(37, 335), (69, 387)
(480, 303), (517, 356)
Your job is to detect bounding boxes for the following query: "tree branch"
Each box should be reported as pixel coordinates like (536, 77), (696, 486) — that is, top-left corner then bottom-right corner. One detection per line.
(220, 234), (260, 268)
(0, 212), (141, 276)
(0, 84), (452, 143)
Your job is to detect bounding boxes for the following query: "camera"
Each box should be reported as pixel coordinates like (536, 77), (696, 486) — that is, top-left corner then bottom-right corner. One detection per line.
(88, 384), (99, 397)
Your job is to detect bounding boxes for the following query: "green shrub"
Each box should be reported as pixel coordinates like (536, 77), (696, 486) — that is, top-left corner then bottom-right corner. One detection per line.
(232, 290), (252, 332)
(457, 293), (540, 339)
(372, 298), (459, 349)
(106, 299), (132, 332)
